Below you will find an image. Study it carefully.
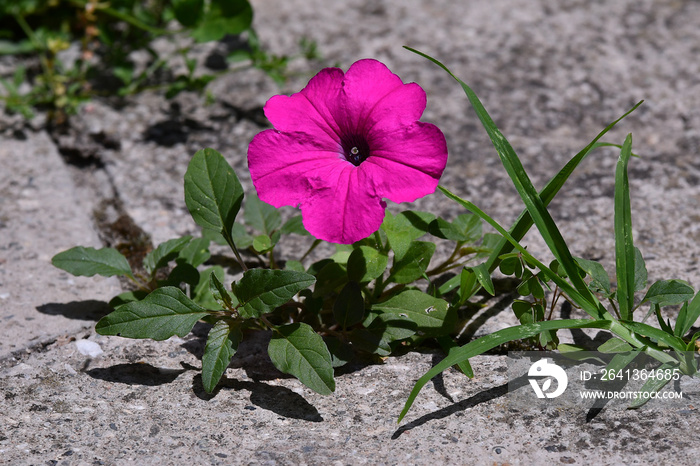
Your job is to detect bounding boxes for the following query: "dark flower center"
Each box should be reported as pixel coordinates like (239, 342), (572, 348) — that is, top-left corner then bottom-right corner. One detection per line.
(341, 134), (371, 166)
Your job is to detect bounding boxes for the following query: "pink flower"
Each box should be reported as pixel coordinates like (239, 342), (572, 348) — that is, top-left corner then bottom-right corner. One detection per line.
(247, 59), (448, 244)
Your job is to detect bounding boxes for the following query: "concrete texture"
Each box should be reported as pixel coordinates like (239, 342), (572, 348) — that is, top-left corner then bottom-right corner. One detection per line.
(1, 0), (700, 464)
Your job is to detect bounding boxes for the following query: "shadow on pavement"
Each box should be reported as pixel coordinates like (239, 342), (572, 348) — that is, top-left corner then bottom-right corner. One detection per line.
(36, 300), (112, 321)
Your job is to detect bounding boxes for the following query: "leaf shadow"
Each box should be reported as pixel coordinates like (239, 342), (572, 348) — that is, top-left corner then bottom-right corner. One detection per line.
(192, 374), (323, 422)
(392, 374), (530, 439)
(85, 363), (187, 386)
(36, 300), (112, 321)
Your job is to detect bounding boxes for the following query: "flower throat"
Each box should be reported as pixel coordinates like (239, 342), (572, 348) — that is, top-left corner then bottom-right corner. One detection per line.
(342, 134), (370, 166)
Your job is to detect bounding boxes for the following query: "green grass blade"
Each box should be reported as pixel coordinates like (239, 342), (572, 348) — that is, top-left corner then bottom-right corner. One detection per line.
(404, 47), (620, 309)
(439, 186), (609, 320)
(397, 318), (613, 423)
(614, 135), (636, 320)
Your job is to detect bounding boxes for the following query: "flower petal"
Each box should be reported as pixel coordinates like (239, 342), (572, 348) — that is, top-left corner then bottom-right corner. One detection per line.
(338, 60), (418, 134)
(263, 67), (344, 145)
(300, 166), (386, 244)
(247, 129), (343, 208)
(363, 122), (448, 203)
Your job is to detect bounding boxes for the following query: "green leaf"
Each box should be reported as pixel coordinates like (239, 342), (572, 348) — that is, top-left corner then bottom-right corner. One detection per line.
(143, 236), (192, 276)
(629, 363), (676, 409)
(429, 214), (482, 242)
(230, 222), (254, 249)
(268, 322), (335, 395)
(370, 314), (417, 342)
(244, 192), (281, 235)
(184, 148), (243, 240)
(193, 266), (225, 309)
(465, 263), (494, 296)
(311, 261), (347, 297)
(633, 247), (648, 292)
(614, 134), (636, 320)
(398, 318), (614, 422)
(347, 246), (388, 283)
(333, 281), (365, 329)
(191, 0), (253, 42)
(172, 0), (204, 27)
(52, 246), (133, 278)
(675, 291), (700, 337)
(324, 336), (354, 368)
(209, 272), (237, 311)
(370, 290), (452, 336)
(575, 257), (612, 297)
(252, 234), (273, 254)
(382, 210), (435, 259)
(642, 279), (694, 307)
(280, 215), (309, 236)
(178, 237), (211, 268)
(236, 269), (315, 319)
(597, 338), (634, 353)
(436, 336), (473, 377)
(96, 287), (209, 340)
(620, 321), (687, 352)
(202, 320), (242, 392)
(389, 241), (435, 284)
(109, 290), (148, 309)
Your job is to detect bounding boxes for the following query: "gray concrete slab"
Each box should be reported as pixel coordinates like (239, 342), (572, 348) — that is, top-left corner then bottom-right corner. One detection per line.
(0, 133), (121, 359)
(1, 0), (700, 464)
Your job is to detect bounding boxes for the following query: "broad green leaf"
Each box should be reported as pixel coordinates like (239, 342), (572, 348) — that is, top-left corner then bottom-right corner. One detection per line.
(575, 257), (612, 297)
(202, 320), (242, 393)
(370, 290), (452, 336)
(389, 241), (435, 284)
(333, 281), (365, 329)
(465, 263), (494, 296)
(230, 222), (254, 249)
(236, 269), (315, 318)
(109, 290), (148, 308)
(96, 287), (209, 340)
(178, 236), (211, 268)
(191, 0), (253, 42)
(311, 261), (347, 297)
(398, 318), (615, 422)
(642, 279), (694, 307)
(252, 234), (273, 254)
(382, 210), (435, 259)
(184, 148), (243, 240)
(172, 0), (204, 27)
(370, 314), (417, 342)
(268, 322), (335, 395)
(675, 291), (700, 337)
(429, 214), (481, 242)
(280, 215), (309, 236)
(347, 246), (388, 283)
(193, 266), (225, 309)
(244, 192), (281, 235)
(209, 272), (237, 311)
(285, 260), (305, 272)
(349, 328), (391, 356)
(633, 247), (648, 292)
(52, 246), (133, 278)
(144, 236), (192, 276)
(324, 336), (354, 368)
(163, 263), (200, 289)
(614, 134), (636, 320)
